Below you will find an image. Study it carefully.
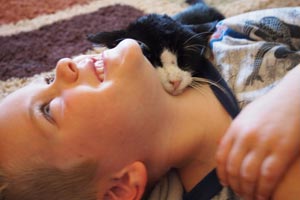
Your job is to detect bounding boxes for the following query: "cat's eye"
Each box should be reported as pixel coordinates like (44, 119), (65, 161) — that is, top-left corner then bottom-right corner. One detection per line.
(137, 41), (150, 51)
(136, 40), (152, 61)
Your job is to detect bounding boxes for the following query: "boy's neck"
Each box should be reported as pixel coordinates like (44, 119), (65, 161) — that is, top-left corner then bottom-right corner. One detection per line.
(167, 86), (232, 191)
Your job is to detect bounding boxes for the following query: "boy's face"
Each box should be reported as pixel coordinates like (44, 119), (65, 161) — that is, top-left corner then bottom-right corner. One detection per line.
(0, 39), (168, 174)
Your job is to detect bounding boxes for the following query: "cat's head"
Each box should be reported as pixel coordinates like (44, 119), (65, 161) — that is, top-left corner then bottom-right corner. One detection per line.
(87, 14), (217, 95)
(88, 14), (214, 66)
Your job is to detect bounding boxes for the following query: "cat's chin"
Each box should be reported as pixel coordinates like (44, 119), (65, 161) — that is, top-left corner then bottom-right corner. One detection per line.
(163, 83), (188, 96)
(160, 78), (192, 96)
(170, 90), (185, 96)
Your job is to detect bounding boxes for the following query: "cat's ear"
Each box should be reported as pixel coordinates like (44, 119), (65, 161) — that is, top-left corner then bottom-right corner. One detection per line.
(87, 30), (127, 48)
(184, 21), (218, 35)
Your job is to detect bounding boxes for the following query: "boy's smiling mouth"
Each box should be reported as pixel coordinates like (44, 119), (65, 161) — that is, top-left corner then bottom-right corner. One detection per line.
(90, 53), (106, 83)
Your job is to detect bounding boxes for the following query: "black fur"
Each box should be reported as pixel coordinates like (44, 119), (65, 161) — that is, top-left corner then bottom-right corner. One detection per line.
(173, 0), (224, 25)
(87, 1), (240, 115)
(87, 1), (223, 76)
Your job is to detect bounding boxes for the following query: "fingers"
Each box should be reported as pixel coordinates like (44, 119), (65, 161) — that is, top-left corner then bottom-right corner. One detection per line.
(216, 126), (251, 193)
(217, 122), (299, 200)
(256, 158), (278, 200)
(222, 146), (294, 200)
(226, 137), (250, 194)
(216, 130), (234, 186)
(216, 126), (269, 199)
(240, 150), (266, 199)
(255, 154), (291, 200)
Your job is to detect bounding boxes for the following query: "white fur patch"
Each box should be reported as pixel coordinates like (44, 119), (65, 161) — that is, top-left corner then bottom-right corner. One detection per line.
(156, 49), (192, 95)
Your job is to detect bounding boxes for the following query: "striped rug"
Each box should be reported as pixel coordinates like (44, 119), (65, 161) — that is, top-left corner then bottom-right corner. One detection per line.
(1, 0), (299, 99)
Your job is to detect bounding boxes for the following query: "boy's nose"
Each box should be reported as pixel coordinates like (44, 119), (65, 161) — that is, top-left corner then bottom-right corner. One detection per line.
(55, 58), (78, 84)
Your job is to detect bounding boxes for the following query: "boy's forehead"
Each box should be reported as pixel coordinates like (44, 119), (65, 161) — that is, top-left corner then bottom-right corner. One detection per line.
(0, 93), (50, 164)
(0, 89), (25, 113)
(0, 86), (33, 132)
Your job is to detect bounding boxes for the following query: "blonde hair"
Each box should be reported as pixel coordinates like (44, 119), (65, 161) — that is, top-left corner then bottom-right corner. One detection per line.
(0, 161), (98, 200)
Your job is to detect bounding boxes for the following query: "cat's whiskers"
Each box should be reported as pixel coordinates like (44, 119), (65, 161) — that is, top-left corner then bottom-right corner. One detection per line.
(183, 31), (211, 46)
(183, 34), (201, 46)
(192, 77), (224, 92)
(191, 77), (237, 106)
(184, 32), (211, 56)
(192, 31), (212, 38)
(184, 43), (207, 49)
(184, 44), (207, 55)
(190, 82), (206, 96)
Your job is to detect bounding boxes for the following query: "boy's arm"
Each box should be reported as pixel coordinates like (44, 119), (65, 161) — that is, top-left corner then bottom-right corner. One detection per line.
(216, 64), (300, 200)
(273, 156), (300, 200)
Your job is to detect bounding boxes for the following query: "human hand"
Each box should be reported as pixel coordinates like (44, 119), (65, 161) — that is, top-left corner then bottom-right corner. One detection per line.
(216, 76), (300, 200)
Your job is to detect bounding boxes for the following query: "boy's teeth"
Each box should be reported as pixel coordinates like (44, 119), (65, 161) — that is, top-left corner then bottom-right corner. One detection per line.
(95, 60), (103, 68)
(91, 54), (105, 82)
(96, 67), (104, 73)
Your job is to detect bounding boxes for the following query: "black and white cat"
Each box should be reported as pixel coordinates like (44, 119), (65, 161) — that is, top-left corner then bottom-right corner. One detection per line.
(87, 0), (224, 95)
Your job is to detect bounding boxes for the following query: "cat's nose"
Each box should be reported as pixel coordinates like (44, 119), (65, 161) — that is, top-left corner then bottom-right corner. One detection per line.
(169, 80), (181, 90)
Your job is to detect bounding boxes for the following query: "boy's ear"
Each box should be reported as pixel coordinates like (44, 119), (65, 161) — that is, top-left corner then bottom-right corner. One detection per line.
(101, 161), (147, 200)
